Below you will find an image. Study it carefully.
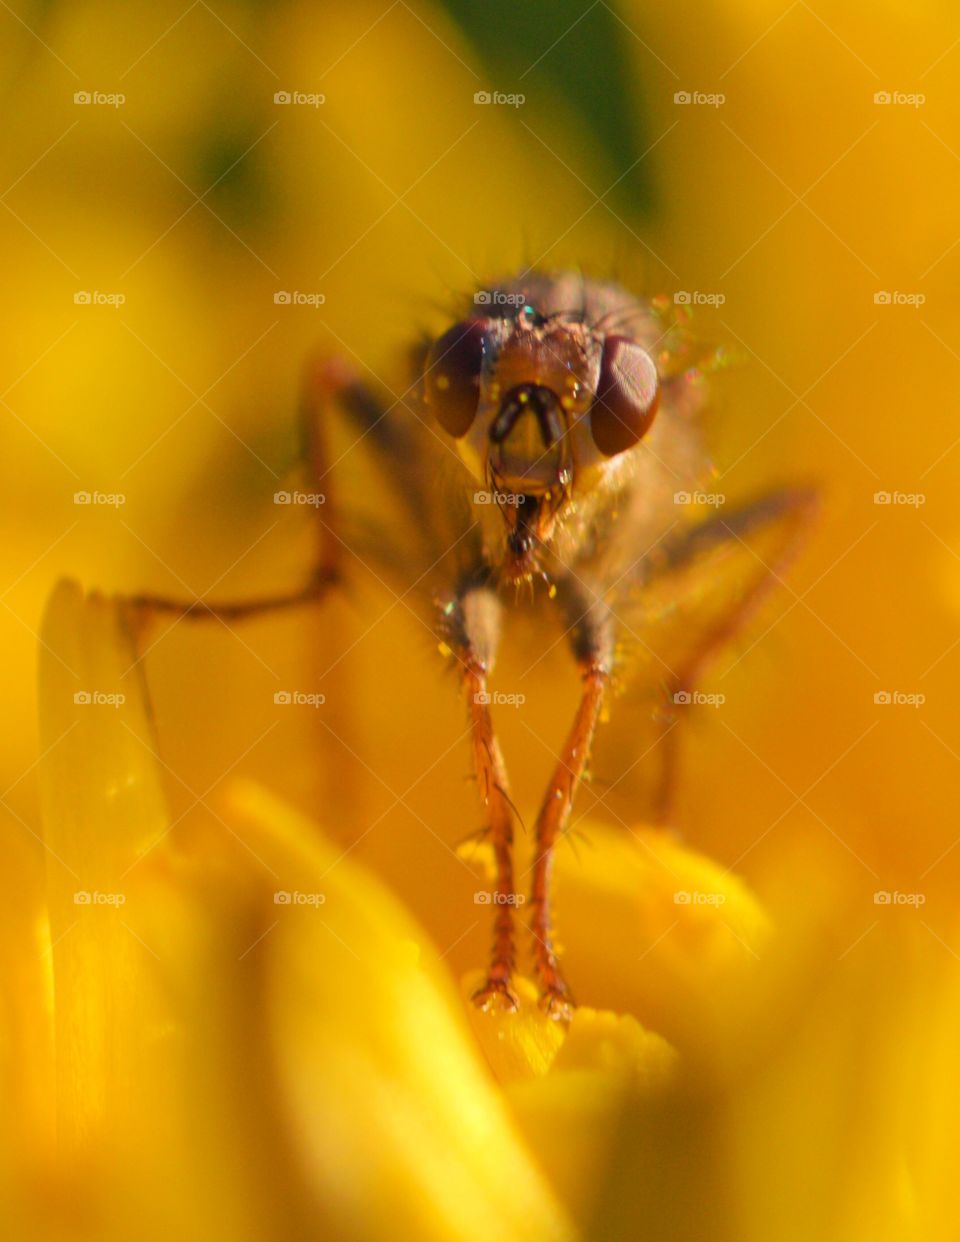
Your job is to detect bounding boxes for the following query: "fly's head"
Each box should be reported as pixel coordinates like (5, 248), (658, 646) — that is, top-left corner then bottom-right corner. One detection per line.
(423, 300), (661, 582)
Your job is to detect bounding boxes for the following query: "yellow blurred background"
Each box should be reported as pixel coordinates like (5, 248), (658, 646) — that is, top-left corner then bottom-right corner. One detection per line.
(4, 1), (960, 1239)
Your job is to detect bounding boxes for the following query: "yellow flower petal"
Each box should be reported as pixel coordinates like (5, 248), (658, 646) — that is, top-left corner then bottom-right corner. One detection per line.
(554, 822), (770, 1068)
(506, 1007), (677, 1232)
(552, 1007), (678, 1085)
(35, 581), (575, 1242)
(223, 780), (576, 1242)
(37, 580), (170, 1155)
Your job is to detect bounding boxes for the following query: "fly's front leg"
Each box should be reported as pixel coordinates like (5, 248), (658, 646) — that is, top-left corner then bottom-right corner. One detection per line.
(124, 573), (336, 626)
(465, 664), (518, 1012)
(531, 590), (613, 1019)
(123, 355), (368, 631)
(446, 584), (519, 1012)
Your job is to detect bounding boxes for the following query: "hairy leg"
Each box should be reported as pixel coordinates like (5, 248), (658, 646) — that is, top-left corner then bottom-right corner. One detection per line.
(530, 591), (613, 1019)
(446, 583), (520, 1011)
(124, 571), (336, 625)
(648, 487), (818, 821)
(122, 356), (379, 629)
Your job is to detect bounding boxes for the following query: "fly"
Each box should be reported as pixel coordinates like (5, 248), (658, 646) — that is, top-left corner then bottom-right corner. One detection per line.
(124, 272), (815, 1021)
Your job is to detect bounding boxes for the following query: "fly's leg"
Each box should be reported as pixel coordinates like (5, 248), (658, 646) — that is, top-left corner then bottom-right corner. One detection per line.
(124, 573), (336, 626)
(466, 664), (518, 1012)
(529, 671), (607, 1019)
(446, 584), (519, 1012)
(530, 593), (613, 1019)
(652, 694), (684, 823)
(650, 487), (818, 821)
(122, 355), (369, 631)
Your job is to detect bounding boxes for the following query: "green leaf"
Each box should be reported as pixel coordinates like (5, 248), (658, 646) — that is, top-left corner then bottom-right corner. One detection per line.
(438, 0), (656, 218)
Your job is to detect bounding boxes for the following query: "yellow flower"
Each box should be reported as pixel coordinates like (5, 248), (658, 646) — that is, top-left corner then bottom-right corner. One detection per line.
(19, 580), (771, 1240)
(5, 2), (960, 1238)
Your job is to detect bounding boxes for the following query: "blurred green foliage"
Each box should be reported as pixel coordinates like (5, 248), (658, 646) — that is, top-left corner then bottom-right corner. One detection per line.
(438, 0), (655, 218)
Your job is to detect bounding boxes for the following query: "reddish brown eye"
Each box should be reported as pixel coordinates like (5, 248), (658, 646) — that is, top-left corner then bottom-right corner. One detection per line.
(590, 335), (660, 457)
(423, 319), (487, 437)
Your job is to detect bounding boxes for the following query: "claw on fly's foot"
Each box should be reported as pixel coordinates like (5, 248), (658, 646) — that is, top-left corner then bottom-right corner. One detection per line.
(537, 987), (574, 1024)
(471, 978), (520, 1013)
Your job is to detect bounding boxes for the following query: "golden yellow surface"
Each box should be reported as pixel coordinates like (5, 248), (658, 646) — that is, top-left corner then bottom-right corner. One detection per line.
(3, 3), (960, 1239)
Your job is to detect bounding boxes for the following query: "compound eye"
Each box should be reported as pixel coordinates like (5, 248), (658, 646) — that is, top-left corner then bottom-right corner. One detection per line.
(590, 335), (660, 457)
(424, 319), (487, 437)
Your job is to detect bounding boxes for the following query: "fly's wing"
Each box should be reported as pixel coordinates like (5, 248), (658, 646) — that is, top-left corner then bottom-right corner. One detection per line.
(587, 486), (817, 821)
(614, 486), (817, 691)
(319, 354), (483, 604)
